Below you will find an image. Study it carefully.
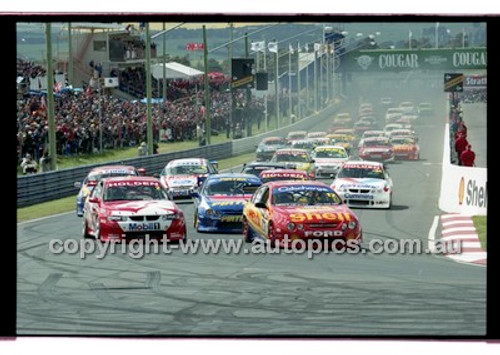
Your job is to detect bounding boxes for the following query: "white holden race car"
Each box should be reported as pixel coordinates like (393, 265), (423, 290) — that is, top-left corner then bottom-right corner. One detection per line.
(311, 145), (349, 178)
(331, 161), (393, 209)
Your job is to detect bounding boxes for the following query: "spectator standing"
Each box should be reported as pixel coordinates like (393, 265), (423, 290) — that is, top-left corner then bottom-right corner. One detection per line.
(137, 141), (148, 156)
(20, 153), (38, 174)
(39, 151), (51, 172)
(454, 132), (469, 165)
(460, 144), (476, 167)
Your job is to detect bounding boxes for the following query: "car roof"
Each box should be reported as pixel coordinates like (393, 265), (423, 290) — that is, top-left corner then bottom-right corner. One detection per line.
(363, 136), (390, 142)
(259, 168), (307, 175)
(262, 136), (286, 141)
(245, 161), (289, 167)
(166, 158), (207, 166)
(206, 173), (261, 180)
(313, 145), (346, 150)
(342, 160), (384, 168)
(275, 148), (309, 154)
(90, 165), (136, 173)
(101, 176), (160, 185)
(265, 180), (330, 189)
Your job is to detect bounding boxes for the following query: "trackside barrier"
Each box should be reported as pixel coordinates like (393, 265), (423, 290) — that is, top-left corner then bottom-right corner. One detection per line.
(17, 100), (342, 208)
(17, 142), (232, 207)
(439, 122), (487, 216)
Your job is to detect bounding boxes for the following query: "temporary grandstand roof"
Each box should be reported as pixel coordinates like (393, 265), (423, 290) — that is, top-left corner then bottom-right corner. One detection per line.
(151, 62), (204, 80)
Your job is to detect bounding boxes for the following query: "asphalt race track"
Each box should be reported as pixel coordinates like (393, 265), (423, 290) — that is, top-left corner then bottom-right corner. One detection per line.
(17, 94), (486, 336)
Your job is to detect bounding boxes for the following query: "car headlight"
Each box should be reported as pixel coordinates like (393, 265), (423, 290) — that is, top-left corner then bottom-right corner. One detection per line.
(107, 215), (127, 222)
(297, 224), (304, 231)
(162, 213), (178, 220)
(348, 221), (357, 229)
(341, 223), (348, 230)
(205, 209), (220, 218)
(287, 222), (295, 231)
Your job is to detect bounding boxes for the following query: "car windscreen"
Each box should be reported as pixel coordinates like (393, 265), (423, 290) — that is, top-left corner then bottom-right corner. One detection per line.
(104, 183), (167, 201)
(88, 171), (137, 183)
(164, 164), (208, 175)
(273, 152), (310, 163)
(313, 149), (347, 158)
(272, 185), (342, 206)
(204, 178), (261, 196)
(260, 176), (306, 184)
(337, 166), (384, 179)
(363, 140), (391, 147)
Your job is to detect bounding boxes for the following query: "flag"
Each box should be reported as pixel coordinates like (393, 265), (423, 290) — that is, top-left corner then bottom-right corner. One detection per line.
(267, 42), (278, 53)
(251, 41), (265, 52)
(289, 44), (294, 54)
(297, 43), (302, 53)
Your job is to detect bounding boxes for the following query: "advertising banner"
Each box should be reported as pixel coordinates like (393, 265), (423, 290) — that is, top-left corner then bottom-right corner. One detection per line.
(342, 48), (487, 72)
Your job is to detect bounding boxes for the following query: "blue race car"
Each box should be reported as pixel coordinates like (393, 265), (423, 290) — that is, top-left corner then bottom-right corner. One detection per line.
(74, 165), (144, 217)
(193, 173), (262, 233)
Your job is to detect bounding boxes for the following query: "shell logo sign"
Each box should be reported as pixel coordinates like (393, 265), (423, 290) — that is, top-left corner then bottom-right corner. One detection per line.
(458, 177), (465, 205)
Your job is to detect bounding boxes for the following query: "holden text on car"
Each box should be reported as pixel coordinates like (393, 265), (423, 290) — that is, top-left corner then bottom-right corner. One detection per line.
(82, 176), (186, 242)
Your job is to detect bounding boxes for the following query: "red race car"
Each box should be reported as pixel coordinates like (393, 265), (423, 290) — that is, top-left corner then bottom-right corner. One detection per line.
(390, 136), (420, 160)
(242, 180), (362, 248)
(82, 176), (186, 242)
(259, 169), (309, 183)
(358, 137), (395, 162)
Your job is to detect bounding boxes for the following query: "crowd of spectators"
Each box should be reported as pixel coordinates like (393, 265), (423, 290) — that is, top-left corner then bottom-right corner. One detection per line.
(17, 70), (265, 163)
(459, 89), (487, 103)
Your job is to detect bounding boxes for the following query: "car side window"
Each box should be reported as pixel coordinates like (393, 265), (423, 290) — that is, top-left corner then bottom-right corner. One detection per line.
(260, 187), (270, 205)
(92, 181), (104, 198)
(251, 186), (266, 204)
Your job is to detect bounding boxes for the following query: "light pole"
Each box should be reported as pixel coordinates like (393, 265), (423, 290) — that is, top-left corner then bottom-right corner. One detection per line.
(435, 22), (439, 49)
(145, 23), (153, 155)
(203, 25), (211, 145)
(45, 23), (57, 171)
(288, 44), (293, 124)
(296, 41), (301, 120)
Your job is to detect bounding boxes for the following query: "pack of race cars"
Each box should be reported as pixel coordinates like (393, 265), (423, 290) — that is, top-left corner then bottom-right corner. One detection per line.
(75, 98), (426, 247)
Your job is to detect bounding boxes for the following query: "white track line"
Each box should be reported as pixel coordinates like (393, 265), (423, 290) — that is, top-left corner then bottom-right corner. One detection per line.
(428, 215), (440, 254)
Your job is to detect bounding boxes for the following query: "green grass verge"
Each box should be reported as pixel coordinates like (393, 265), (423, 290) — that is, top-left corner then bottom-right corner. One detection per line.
(472, 216), (487, 250)
(17, 151), (257, 223)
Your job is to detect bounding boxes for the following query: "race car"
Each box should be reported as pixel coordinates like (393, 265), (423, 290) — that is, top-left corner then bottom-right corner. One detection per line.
(159, 158), (218, 200)
(309, 137), (332, 148)
(380, 97), (393, 106)
(307, 131), (327, 139)
(74, 165), (145, 217)
(287, 130), (308, 142)
(399, 101), (417, 115)
(270, 148), (316, 179)
(385, 107), (404, 123)
(390, 136), (420, 160)
(331, 161), (393, 209)
(326, 133), (353, 154)
(241, 162), (291, 177)
(330, 128), (356, 143)
(358, 130), (386, 147)
(417, 102), (433, 116)
(289, 139), (317, 154)
(242, 180), (363, 247)
(332, 112), (352, 126)
(384, 123), (413, 136)
(353, 119), (377, 137)
(82, 176), (186, 242)
(259, 169), (309, 183)
(358, 137), (395, 162)
(386, 129), (418, 141)
(311, 145), (349, 178)
(193, 173), (262, 233)
(255, 137), (288, 161)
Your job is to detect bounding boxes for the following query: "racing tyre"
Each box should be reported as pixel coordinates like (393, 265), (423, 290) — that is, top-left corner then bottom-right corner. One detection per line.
(82, 219), (93, 239)
(242, 217), (254, 243)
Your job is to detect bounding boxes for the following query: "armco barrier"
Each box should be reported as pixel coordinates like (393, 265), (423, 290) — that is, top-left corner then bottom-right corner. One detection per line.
(17, 142), (232, 207)
(438, 123), (487, 216)
(17, 101), (342, 208)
